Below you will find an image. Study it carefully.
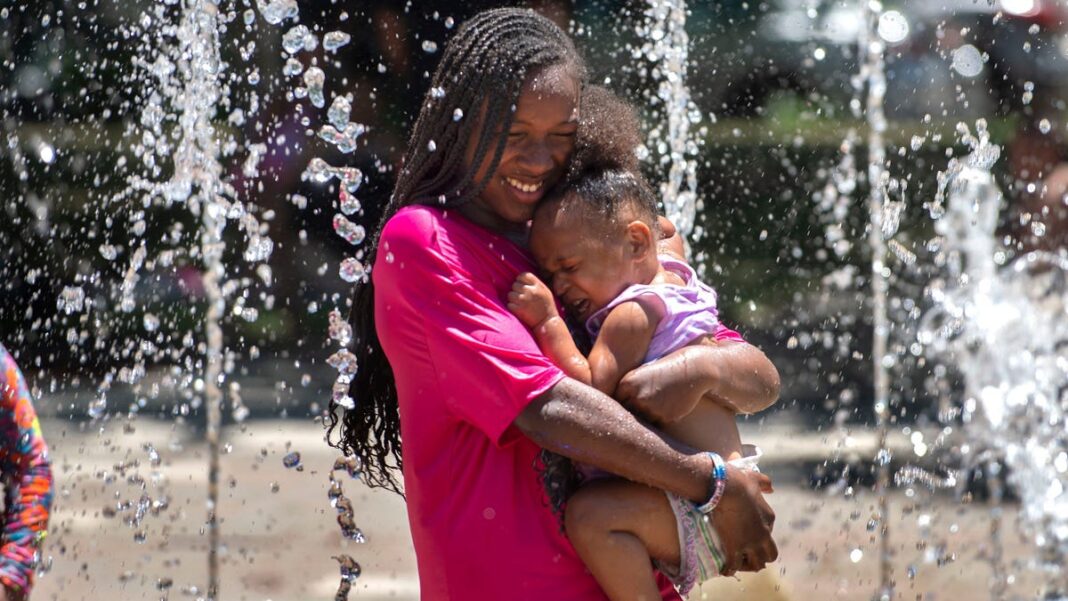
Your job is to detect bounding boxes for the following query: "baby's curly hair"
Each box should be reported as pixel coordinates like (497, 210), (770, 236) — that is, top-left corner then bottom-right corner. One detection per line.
(538, 86), (660, 233)
(571, 84), (642, 176)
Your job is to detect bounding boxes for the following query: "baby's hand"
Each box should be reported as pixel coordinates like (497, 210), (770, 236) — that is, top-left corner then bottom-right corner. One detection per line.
(508, 273), (558, 328)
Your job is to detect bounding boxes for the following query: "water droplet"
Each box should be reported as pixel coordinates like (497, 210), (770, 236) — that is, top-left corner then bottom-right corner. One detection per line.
(328, 310), (353, 346)
(1029, 23), (1040, 35)
(57, 286), (86, 315)
(334, 456), (362, 479)
(243, 9), (255, 25)
(328, 96), (352, 130)
(877, 11), (909, 44)
(88, 397), (107, 419)
(318, 123), (366, 154)
(269, 482), (280, 493)
(384, 252), (395, 264)
(256, 0), (298, 25)
(334, 395), (355, 410)
(339, 258), (366, 283)
(303, 67), (326, 108)
(333, 554), (361, 582)
(427, 140), (437, 152)
(445, 16), (455, 28)
(422, 40), (438, 53)
(430, 87), (445, 100)
(875, 448), (892, 466)
(1039, 118), (1051, 134)
(950, 45), (983, 78)
(339, 189), (362, 215)
(377, 63), (387, 74)
(98, 244), (119, 261)
(327, 349), (358, 376)
(343, 527), (366, 543)
(279, 24), (311, 54)
(332, 214), (366, 245)
(910, 135), (925, 151)
(323, 31), (351, 52)
(453, 108), (464, 121)
(282, 452), (301, 469)
(849, 548), (863, 563)
(282, 58), (303, 77)
(143, 314), (160, 332)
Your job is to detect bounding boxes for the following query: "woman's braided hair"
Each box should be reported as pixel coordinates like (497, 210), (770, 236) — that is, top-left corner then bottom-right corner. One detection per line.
(326, 8), (587, 496)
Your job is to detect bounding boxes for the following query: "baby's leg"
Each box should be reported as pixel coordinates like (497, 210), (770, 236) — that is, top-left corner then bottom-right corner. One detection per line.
(664, 399), (744, 462)
(566, 479), (679, 601)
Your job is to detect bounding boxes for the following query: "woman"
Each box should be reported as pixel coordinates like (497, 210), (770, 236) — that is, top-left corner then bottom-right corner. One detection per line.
(329, 8), (778, 600)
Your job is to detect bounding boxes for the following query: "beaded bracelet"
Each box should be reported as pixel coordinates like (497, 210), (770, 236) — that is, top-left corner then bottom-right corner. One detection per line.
(694, 451), (728, 514)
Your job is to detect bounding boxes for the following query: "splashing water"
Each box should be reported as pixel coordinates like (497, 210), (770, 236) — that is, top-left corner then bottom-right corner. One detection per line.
(920, 121), (1068, 596)
(638, 0), (700, 243)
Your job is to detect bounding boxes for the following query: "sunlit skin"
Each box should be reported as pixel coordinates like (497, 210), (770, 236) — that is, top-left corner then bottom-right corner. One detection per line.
(443, 58), (779, 582)
(510, 199), (767, 599)
(527, 202), (658, 323)
(457, 64), (580, 240)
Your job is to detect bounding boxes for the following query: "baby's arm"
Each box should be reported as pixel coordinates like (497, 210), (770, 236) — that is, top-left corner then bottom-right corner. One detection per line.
(508, 273), (592, 384)
(586, 301), (659, 396)
(508, 275), (660, 397)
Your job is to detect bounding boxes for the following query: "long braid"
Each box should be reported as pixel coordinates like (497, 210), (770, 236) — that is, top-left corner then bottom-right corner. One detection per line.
(326, 8), (587, 496)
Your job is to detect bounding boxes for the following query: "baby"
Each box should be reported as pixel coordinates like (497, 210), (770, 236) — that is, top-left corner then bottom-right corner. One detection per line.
(509, 168), (768, 599)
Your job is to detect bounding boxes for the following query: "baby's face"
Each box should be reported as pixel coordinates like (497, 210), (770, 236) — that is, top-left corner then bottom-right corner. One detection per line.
(529, 204), (633, 322)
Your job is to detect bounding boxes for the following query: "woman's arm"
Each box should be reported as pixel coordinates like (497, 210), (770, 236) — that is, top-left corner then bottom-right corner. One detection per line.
(616, 339), (781, 424)
(514, 377), (778, 574)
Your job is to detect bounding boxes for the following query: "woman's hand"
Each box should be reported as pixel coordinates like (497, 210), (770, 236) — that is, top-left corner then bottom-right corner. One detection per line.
(713, 466), (778, 574)
(516, 379), (778, 573)
(616, 340), (780, 423)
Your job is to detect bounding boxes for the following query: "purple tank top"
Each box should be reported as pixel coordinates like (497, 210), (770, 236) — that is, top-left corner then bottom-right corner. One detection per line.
(585, 255), (720, 361)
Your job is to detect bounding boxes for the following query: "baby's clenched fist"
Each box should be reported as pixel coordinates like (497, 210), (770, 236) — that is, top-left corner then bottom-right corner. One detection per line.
(507, 272), (557, 328)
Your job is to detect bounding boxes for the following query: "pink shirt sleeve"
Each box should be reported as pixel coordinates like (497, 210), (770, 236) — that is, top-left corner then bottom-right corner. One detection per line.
(375, 211), (566, 446)
(713, 323), (745, 343)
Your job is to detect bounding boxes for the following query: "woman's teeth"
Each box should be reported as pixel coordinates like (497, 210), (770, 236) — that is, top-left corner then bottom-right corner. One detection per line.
(505, 177), (542, 193)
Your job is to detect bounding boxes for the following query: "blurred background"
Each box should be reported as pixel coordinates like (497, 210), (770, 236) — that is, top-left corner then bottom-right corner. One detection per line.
(2, 0), (1068, 599)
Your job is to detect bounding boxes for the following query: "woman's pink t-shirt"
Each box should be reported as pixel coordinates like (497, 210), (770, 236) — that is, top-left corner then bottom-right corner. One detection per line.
(374, 205), (737, 600)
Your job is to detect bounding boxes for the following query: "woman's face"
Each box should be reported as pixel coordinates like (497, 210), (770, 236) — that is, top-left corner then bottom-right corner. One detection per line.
(462, 64), (580, 233)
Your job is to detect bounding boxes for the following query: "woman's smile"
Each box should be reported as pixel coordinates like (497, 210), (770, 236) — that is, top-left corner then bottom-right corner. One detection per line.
(504, 176), (545, 195)
(459, 63), (580, 233)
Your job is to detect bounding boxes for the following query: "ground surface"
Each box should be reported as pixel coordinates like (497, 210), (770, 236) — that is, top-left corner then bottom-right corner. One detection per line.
(32, 413), (1053, 600)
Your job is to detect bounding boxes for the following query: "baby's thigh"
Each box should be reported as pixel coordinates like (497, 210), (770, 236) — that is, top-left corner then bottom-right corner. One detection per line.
(664, 400), (743, 461)
(565, 478), (681, 565)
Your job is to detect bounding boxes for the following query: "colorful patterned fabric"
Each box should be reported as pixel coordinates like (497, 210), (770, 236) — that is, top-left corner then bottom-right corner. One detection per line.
(0, 344), (53, 595)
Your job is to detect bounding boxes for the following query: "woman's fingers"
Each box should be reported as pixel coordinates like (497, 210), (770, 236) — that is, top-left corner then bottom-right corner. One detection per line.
(755, 471), (774, 494)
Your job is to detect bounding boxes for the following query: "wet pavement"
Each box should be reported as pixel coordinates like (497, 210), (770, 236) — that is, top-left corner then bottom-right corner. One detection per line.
(34, 413), (1046, 600)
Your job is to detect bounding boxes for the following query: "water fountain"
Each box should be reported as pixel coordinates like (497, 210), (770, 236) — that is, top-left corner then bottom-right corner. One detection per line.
(7, 1), (1068, 599)
(919, 120), (1068, 598)
(44, 0), (367, 597)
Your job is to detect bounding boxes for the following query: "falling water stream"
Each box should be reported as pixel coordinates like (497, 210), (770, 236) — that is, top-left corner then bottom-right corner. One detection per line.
(640, 0), (700, 242)
(858, 4), (894, 598)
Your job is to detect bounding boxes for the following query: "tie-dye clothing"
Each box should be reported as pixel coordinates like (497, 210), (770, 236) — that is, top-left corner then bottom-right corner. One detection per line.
(0, 344), (53, 595)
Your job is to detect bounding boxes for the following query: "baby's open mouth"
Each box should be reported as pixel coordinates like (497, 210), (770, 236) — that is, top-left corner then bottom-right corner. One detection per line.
(569, 298), (590, 318)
